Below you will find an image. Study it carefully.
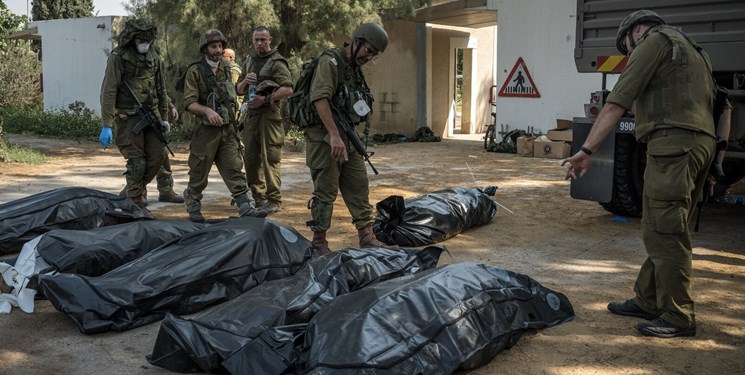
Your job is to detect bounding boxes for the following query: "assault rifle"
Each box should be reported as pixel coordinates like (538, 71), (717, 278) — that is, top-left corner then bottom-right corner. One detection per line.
(330, 105), (378, 175)
(120, 81), (174, 157)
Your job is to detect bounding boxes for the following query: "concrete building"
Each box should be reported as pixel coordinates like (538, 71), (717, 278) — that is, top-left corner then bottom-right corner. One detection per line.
(8, 16), (124, 115)
(361, 18), (497, 138)
(365, 0), (611, 138)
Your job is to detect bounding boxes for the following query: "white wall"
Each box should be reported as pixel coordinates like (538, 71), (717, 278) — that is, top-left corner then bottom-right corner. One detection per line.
(33, 16), (116, 115)
(494, 0), (614, 133)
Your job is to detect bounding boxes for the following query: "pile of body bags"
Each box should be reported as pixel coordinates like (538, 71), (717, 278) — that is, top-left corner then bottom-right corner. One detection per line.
(0, 188), (574, 374)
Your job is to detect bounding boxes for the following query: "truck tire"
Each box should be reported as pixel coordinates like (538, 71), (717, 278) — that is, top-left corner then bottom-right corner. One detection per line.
(600, 134), (646, 217)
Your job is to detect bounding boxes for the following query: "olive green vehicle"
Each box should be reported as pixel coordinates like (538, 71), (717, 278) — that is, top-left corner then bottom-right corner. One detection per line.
(571, 0), (745, 217)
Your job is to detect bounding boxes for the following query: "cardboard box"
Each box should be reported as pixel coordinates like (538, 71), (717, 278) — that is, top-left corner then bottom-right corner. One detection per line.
(556, 119), (573, 130)
(533, 141), (571, 159)
(547, 129), (573, 142)
(516, 136), (535, 157)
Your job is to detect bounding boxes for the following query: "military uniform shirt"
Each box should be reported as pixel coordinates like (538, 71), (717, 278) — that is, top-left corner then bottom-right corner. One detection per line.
(182, 59), (231, 111)
(606, 26), (715, 140)
(309, 52), (342, 105)
(100, 48), (168, 126)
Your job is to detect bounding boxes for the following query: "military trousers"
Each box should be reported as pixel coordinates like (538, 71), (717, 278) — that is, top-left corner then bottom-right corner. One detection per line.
(186, 123), (249, 198)
(242, 111), (284, 206)
(156, 152), (176, 195)
(114, 114), (165, 197)
(305, 125), (374, 230)
(633, 128), (715, 329)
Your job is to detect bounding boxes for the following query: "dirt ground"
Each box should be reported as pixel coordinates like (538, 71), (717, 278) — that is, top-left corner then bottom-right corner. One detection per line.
(0, 133), (743, 375)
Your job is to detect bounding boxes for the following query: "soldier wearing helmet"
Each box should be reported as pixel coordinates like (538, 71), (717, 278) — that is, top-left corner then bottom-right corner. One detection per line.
(99, 18), (183, 212)
(235, 26), (294, 215)
(303, 22), (397, 255)
(181, 29), (267, 222)
(563, 10), (717, 338)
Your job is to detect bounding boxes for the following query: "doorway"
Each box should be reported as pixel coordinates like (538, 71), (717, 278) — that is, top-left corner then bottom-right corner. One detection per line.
(450, 46), (474, 136)
(454, 48), (464, 134)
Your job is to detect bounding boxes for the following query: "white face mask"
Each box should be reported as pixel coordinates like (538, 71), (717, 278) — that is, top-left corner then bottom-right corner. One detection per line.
(136, 43), (151, 54)
(206, 59), (219, 68)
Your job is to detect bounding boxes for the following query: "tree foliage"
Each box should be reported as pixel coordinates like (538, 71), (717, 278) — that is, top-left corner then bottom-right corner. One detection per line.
(31, 0), (93, 21)
(0, 46), (42, 109)
(0, 0), (27, 50)
(0, 1), (40, 110)
(132, 0), (429, 71)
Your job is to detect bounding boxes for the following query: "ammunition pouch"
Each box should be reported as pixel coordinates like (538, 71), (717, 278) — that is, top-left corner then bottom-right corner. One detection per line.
(306, 197), (333, 232)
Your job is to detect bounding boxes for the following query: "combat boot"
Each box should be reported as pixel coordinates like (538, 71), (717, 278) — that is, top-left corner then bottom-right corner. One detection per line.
(262, 202), (283, 214)
(186, 203), (205, 223)
(131, 195), (154, 218)
(358, 224), (399, 249)
(234, 193), (268, 218)
(254, 197), (268, 209)
(159, 191), (185, 203)
(120, 187), (148, 206)
(131, 194), (146, 209)
(312, 231), (330, 255)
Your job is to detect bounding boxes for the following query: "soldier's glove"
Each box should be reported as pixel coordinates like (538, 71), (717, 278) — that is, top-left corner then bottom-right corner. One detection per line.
(99, 125), (113, 150)
(160, 121), (171, 134)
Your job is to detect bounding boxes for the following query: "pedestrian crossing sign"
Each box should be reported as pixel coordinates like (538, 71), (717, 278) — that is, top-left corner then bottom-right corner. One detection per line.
(498, 57), (540, 98)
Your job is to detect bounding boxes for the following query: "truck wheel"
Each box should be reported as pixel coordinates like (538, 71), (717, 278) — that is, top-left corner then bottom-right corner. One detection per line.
(600, 134), (646, 217)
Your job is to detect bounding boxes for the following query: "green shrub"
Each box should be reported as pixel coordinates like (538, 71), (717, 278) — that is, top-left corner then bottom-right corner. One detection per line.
(0, 142), (46, 164)
(0, 46), (42, 110)
(285, 125), (306, 152)
(167, 111), (195, 143)
(0, 114), (6, 161)
(1, 102), (100, 140)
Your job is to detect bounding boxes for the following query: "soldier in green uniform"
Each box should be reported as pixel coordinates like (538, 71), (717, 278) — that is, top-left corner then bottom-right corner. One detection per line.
(304, 23), (398, 254)
(99, 19), (171, 212)
(562, 10), (716, 338)
(181, 29), (267, 222)
(223, 48), (243, 106)
(223, 48), (242, 83)
(236, 26), (294, 214)
(118, 100), (184, 205)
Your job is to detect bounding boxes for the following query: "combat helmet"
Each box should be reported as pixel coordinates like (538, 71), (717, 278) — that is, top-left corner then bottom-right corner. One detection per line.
(200, 29), (228, 53)
(616, 9), (665, 55)
(353, 23), (388, 53)
(118, 19), (157, 47)
(255, 80), (280, 95)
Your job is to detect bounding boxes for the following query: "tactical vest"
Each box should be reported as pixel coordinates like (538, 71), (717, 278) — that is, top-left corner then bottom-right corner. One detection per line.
(194, 59), (238, 125)
(633, 25), (716, 140)
(327, 47), (374, 126)
(244, 50), (288, 115)
(114, 46), (162, 110)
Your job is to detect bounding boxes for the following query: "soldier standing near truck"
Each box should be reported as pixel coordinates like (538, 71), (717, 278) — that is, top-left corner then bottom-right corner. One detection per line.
(563, 10), (716, 338)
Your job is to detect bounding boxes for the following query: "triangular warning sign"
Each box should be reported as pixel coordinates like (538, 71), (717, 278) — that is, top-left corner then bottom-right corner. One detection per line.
(498, 57), (540, 98)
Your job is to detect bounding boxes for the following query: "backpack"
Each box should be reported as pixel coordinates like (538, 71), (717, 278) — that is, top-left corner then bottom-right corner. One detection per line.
(287, 49), (345, 128)
(174, 61), (199, 94)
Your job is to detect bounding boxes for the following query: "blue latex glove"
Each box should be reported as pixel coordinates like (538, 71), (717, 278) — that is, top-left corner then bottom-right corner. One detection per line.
(99, 126), (113, 149)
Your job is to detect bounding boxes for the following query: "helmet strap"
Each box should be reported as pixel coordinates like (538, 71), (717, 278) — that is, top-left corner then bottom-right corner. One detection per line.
(628, 31), (637, 52)
(350, 38), (364, 68)
(628, 24), (654, 53)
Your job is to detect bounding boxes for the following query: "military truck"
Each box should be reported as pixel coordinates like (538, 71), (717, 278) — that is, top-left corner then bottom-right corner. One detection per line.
(570, 0), (745, 217)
